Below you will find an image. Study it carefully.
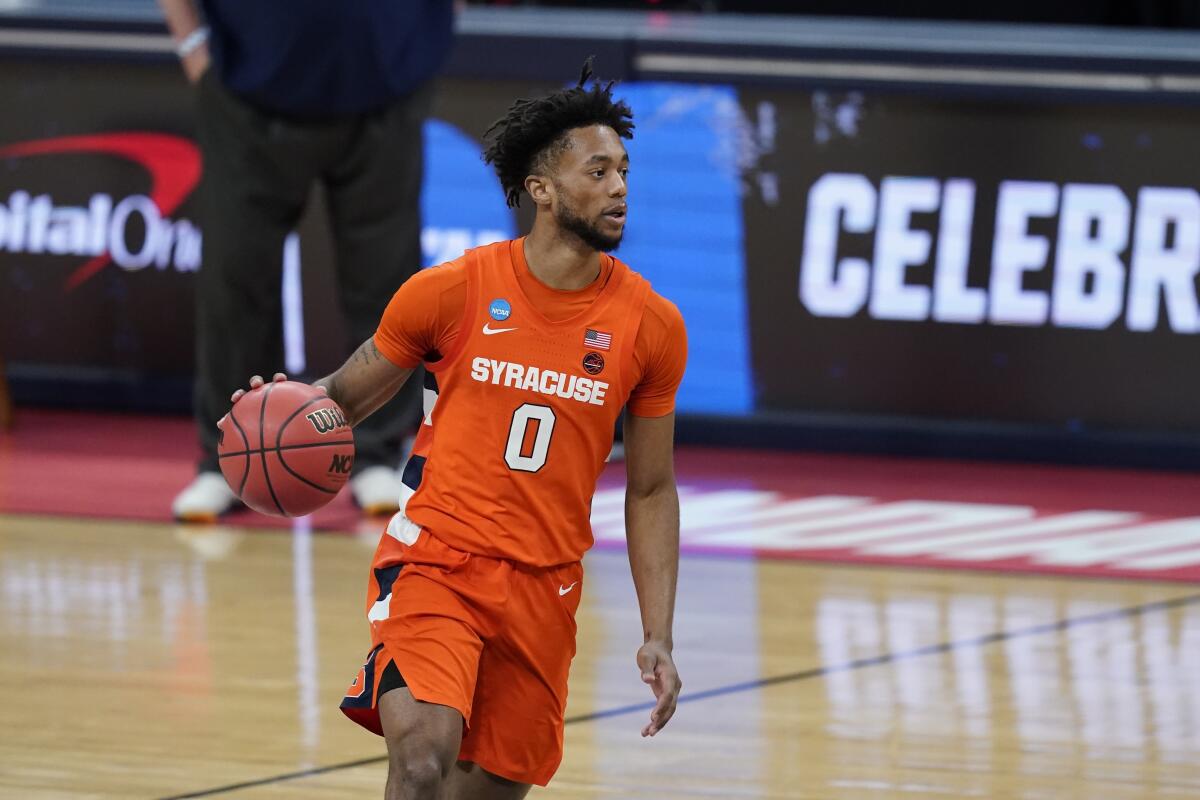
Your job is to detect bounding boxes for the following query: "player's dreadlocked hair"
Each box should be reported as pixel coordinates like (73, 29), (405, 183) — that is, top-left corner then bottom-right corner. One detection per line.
(483, 58), (634, 208)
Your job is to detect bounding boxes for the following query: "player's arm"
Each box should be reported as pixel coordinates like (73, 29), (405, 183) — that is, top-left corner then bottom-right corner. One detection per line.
(315, 264), (455, 424)
(623, 409), (682, 737)
(229, 340), (413, 428)
(313, 339), (414, 427)
(623, 296), (688, 737)
(232, 263), (452, 423)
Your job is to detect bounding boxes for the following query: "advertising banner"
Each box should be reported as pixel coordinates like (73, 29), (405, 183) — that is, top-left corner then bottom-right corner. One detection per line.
(0, 65), (522, 395)
(0, 66), (749, 416)
(2, 56), (1196, 440)
(742, 87), (1200, 434)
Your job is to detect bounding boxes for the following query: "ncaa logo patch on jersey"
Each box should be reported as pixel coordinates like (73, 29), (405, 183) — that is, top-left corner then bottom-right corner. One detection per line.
(489, 298), (512, 321)
(582, 352), (605, 375)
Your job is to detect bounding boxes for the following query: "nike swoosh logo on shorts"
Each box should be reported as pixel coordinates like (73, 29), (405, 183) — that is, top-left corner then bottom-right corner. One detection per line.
(482, 323), (517, 335)
(558, 582), (578, 596)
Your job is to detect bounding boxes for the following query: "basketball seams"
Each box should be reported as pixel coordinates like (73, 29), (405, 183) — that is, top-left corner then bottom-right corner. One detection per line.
(273, 393), (349, 497)
(274, 449), (340, 495)
(259, 382), (287, 516)
(275, 395), (340, 449)
(227, 404), (252, 497)
(216, 381), (354, 517)
(218, 439), (355, 458)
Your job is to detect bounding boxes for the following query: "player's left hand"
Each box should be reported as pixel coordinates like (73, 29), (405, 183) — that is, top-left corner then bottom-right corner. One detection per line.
(636, 640), (681, 737)
(230, 372), (290, 404)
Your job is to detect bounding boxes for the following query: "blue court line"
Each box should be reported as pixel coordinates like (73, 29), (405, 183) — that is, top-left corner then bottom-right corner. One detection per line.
(157, 590), (1200, 799)
(568, 589), (1200, 723)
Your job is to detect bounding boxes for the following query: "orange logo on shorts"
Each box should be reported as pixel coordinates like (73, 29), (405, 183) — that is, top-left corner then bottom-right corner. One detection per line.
(345, 667), (366, 698)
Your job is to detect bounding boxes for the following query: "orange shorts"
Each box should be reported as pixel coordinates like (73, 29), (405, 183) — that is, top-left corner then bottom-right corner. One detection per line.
(340, 529), (584, 786)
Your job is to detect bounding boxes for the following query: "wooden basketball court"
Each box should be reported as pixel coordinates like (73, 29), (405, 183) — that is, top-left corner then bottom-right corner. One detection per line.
(4, 503), (1199, 799)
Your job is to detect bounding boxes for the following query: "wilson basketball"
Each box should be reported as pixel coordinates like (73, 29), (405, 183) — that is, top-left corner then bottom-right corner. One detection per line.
(217, 381), (355, 517)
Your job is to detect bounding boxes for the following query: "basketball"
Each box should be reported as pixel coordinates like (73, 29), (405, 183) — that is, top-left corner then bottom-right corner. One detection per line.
(216, 381), (355, 517)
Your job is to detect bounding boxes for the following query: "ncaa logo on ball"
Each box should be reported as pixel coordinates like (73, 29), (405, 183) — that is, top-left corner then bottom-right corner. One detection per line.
(489, 298), (512, 321)
(582, 352), (605, 375)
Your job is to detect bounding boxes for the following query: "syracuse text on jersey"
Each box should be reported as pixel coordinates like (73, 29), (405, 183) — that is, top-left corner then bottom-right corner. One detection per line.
(469, 357), (609, 406)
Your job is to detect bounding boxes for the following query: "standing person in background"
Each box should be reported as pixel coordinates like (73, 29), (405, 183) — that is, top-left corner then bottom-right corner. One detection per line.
(157, 0), (455, 521)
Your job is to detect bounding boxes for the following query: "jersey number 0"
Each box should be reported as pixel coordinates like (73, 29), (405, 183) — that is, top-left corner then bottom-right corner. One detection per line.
(505, 403), (556, 472)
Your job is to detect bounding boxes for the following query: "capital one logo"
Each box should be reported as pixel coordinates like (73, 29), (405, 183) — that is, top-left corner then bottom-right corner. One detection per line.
(0, 132), (202, 290)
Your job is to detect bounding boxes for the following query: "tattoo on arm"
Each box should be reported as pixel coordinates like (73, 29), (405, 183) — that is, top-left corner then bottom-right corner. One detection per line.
(352, 339), (383, 367)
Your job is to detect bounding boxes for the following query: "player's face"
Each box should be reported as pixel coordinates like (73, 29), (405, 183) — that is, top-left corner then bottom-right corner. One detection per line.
(551, 125), (629, 253)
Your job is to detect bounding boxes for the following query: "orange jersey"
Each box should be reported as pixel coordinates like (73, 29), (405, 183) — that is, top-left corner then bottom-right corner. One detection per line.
(372, 238), (687, 566)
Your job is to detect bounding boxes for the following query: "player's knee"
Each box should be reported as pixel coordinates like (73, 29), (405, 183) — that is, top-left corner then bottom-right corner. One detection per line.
(389, 749), (450, 794)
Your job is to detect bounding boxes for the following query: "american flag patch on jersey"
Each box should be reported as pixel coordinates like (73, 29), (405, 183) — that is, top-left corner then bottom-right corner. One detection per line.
(584, 329), (612, 351)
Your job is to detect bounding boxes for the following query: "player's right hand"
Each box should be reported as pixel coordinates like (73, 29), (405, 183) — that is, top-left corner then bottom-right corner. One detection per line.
(230, 372), (288, 404)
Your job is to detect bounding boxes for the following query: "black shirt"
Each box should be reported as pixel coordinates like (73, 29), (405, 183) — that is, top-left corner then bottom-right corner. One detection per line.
(200, 0), (454, 117)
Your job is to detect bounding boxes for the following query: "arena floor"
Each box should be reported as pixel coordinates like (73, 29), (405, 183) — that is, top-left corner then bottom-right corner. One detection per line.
(3, 409), (1199, 798)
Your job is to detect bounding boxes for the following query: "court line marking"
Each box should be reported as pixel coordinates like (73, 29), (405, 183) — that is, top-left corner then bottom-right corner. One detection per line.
(156, 590), (1200, 799)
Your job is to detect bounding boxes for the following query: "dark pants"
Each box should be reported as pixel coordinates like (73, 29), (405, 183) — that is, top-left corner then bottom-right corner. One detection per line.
(193, 71), (427, 474)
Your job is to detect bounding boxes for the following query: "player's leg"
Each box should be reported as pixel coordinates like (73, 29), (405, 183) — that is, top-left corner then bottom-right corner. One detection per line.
(443, 760), (531, 800)
(341, 539), (499, 797)
(455, 561), (585, 791)
(379, 685), (464, 800)
(321, 83), (433, 505)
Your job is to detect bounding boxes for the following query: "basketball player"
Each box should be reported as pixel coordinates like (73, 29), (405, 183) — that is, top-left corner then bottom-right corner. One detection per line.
(233, 63), (685, 798)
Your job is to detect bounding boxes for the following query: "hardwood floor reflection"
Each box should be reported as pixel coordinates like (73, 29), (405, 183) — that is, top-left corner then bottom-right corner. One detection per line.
(2, 514), (1198, 799)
